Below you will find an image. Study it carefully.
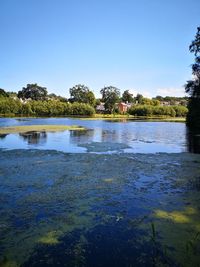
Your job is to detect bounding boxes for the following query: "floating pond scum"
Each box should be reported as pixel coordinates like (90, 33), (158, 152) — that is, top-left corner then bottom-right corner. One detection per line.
(0, 149), (200, 267)
(0, 119), (200, 266)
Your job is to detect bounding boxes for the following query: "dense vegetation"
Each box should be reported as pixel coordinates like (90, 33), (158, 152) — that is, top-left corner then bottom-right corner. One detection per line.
(0, 98), (95, 116)
(185, 27), (200, 129)
(0, 83), (188, 117)
(128, 105), (188, 117)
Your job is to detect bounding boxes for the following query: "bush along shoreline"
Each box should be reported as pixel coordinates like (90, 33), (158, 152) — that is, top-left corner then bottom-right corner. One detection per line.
(128, 105), (188, 117)
(0, 98), (95, 117)
(0, 97), (188, 118)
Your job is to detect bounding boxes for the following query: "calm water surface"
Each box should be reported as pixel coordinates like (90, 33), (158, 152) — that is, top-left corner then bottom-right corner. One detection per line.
(0, 117), (188, 153)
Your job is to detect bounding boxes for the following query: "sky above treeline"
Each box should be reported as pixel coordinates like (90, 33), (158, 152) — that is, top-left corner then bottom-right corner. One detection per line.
(1, 0), (199, 98)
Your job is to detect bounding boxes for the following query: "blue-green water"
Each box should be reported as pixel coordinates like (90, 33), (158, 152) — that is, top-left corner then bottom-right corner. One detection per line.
(0, 118), (200, 267)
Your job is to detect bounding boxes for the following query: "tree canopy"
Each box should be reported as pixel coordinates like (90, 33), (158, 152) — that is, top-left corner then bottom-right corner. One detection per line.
(185, 27), (200, 129)
(100, 86), (120, 113)
(69, 84), (95, 106)
(122, 90), (134, 103)
(135, 94), (143, 104)
(0, 88), (9, 98)
(17, 84), (48, 100)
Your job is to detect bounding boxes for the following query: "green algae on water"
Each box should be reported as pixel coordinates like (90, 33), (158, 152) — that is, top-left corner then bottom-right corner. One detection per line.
(0, 125), (85, 134)
(0, 150), (200, 266)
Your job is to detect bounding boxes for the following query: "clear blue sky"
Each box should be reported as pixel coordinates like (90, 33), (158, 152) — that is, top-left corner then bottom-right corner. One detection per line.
(1, 0), (199, 98)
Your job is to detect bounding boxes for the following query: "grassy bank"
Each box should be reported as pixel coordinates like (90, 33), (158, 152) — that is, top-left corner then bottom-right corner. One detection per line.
(0, 113), (186, 122)
(90, 114), (186, 122)
(0, 125), (85, 134)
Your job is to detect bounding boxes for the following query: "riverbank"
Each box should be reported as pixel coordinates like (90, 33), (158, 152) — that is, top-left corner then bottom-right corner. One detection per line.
(0, 114), (186, 122)
(92, 114), (186, 122)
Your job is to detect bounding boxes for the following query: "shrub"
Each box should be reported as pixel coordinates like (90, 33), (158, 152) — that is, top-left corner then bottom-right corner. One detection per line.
(0, 98), (95, 116)
(128, 105), (180, 117)
(128, 105), (153, 116)
(172, 105), (188, 117)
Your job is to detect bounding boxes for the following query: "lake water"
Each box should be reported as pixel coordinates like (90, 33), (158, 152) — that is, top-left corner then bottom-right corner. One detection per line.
(0, 117), (189, 153)
(0, 117), (200, 267)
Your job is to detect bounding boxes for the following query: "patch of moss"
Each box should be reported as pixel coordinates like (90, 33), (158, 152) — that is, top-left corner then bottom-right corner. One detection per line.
(103, 178), (113, 183)
(0, 125), (85, 134)
(155, 209), (190, 223)
(0, 258), (18, 267)
(38, 231), (61, 245)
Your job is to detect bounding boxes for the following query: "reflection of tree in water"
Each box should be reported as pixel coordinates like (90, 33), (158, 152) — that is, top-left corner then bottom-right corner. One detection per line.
(19, 131), (47, 145)
(0, 134), (7, 139)
(101, 130), (118, 142)
(69, 129), (94, 144)
(187, 128), (200, 153)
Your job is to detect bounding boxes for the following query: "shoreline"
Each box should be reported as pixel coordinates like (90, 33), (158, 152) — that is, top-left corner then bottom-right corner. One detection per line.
(0, 114), (186, 122)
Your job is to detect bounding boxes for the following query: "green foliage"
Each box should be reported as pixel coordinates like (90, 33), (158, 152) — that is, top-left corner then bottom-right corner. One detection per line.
(0, 98), (22, 114)
(135, 93), (143, 104)
(0, 88), (9, 98)
(139, 98), (160, 106)
(70, 102), (95, 116)
(141, 97), (153, 105)
(122, 90), (134, 103)
(152, 99), (160, 106)
(95, 98), (101, 107)
(69, 84), (96, 106)
(17, 83), (48, 100)
(129, 105), (153, 116)
(172, 105), (188, 117)
(128, 105), (185, 117)
(0, 98), (95, 116)
(100, 86), (120, 113)
(185, 27), (200, 129)
(48, 93), (68, 102)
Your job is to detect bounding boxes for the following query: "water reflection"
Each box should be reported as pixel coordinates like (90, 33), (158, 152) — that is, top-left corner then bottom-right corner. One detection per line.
(19, 131), (47, 145)
(187, 128), (200, 153)
(69, 129), (95, 144)
(0, 118), (191, 153)
(0, 134), (7, 139)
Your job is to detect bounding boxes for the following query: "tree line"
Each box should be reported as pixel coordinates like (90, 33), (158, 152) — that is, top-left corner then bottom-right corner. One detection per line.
(0, 98), (95, 116)
(0, 82), (188, 117)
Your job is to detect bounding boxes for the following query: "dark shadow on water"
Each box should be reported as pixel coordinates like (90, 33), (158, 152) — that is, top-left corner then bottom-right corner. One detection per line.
(19, 131), (47, 145)
(186, 128), (200, 153)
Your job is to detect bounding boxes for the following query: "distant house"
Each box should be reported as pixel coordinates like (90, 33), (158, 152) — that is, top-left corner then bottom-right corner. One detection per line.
(96, 103), (105, 113)
(174, 101), (181, 106)
(118, 102), (133, 113)
(19, 98), (32, 104)
(160, 101), (170, 106)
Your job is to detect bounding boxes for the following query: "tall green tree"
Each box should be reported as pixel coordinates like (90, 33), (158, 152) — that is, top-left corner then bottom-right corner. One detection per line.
(100, 86), (120, 113)
(18, 83), (48, 100)
(122, 90), (134, 103)
(135, 93), (143, 104)
(185, 27), (200, 129)
(69, 84), (95, 106)
(0, 88), (9, 98)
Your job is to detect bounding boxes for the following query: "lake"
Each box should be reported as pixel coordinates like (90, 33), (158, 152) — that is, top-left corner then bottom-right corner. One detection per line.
(0, 118), (200, 267)
(0, 117), (189, 153)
